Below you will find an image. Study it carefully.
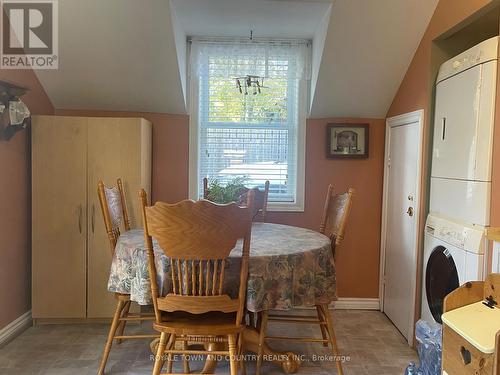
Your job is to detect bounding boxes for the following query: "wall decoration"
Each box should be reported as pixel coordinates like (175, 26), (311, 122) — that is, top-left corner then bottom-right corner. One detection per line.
(326, 123), (369, 159)
(0, 80), (30, 141)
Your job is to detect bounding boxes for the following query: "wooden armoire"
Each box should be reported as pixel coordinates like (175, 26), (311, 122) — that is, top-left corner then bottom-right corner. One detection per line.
(31, 115), (152, 321)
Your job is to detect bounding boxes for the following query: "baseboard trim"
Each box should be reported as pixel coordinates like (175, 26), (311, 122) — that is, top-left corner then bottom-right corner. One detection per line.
(0, 310), (32, 347)
(330, 298), (380, 310)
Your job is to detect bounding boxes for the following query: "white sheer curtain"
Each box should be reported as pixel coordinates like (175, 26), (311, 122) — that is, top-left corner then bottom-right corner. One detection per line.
(190, 38), (311, 80)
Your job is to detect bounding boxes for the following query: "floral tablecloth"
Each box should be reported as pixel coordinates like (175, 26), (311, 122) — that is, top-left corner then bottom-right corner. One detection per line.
(108, 223), (337, 312)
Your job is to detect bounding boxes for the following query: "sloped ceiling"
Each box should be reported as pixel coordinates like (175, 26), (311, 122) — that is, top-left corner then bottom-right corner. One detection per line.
(34, 0), (438, 118)
(310, 0), (439, 118)
(171, 0), (331, 38)
(35, 0), (187, 114)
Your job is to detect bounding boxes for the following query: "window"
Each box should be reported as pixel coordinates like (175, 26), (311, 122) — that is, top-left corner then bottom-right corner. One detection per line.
(189, 39), (310, 211)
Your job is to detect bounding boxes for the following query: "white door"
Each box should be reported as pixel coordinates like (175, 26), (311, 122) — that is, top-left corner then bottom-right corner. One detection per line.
(381, 110), (423, 343)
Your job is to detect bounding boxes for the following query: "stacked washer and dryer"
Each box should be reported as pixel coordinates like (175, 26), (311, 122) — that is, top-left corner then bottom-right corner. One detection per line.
(421, 36), (498, 325)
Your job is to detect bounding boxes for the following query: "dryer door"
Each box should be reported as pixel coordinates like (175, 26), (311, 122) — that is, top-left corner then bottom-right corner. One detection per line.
(432, 65), (481, 180)
(425, 245), (460, 324)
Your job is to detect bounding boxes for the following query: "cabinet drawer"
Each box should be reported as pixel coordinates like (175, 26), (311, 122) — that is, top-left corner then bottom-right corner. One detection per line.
(442, 324), (493, 375)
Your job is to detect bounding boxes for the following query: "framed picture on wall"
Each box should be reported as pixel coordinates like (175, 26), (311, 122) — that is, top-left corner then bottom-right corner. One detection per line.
(326, 123), (369, 159)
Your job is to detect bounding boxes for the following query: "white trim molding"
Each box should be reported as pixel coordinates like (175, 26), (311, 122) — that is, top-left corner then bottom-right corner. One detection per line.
(187, 42), (307, 212)
(0, 311), (32, 347)
(330, 298), (380, 310)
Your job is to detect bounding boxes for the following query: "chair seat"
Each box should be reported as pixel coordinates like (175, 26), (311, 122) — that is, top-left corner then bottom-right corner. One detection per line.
(153, 311), (245, 336)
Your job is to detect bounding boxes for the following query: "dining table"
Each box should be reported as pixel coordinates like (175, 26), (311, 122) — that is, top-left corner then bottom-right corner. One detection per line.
(108, 222), (337, 373)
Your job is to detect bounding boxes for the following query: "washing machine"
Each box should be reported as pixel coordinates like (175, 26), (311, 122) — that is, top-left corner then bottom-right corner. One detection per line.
(430, 36), (498, 227)
(421, 215), (486, 325)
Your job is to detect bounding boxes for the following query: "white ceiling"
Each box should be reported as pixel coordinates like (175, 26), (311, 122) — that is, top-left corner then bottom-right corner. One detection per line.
(35, 0), (439, 118)
(35, 0), (187, 114)
(310, 0), (439, 118)
(171, 0), (331, 38)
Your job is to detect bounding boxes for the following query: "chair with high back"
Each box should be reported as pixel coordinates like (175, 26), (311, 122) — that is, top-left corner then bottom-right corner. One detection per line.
(255, 185), (354, 375)
(319, 185), (355, 258)
(139, 190), (254, 375)
(203, 177), (270, 221)
(97, 179), (157, 375)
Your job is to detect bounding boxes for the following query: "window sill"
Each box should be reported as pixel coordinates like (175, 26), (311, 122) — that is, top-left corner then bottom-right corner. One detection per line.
(267, 203), (304, 213)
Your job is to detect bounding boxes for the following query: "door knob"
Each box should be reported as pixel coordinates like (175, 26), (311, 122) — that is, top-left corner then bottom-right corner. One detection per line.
(407, 207), (414, 217)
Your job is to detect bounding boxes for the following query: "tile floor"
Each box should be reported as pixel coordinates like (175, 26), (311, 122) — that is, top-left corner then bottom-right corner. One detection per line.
(0, 310), (417, 375)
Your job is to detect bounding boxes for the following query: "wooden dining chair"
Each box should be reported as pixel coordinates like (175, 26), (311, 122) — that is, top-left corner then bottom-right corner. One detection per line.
(255, 185), (354, 375)
(203, 177), (270, 221)
(320, 185), (355, 258)
(97, 179), (157, 375)
(139, 190), (254, 375)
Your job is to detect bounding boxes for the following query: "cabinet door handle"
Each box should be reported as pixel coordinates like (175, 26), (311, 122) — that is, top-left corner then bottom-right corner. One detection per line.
(460, 346), (471, 365)
(442, 117), (446, 140)
(78, 205), (82, 234)
(91, 204), (95, 234)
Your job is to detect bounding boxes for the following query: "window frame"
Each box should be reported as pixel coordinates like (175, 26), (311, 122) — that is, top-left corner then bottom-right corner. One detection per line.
(188, 48), (306, 212)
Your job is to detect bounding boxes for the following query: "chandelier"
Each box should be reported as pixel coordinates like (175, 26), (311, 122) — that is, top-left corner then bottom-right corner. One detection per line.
(235, 75), (265, 95)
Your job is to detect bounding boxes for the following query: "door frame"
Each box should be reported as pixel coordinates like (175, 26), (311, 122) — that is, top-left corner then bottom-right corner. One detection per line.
(379, 109), (424, 344)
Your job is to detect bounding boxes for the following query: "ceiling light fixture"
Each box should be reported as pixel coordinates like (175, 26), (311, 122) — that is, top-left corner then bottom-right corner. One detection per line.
(235, 75), (265, 95)
(234, 30), (268, 95)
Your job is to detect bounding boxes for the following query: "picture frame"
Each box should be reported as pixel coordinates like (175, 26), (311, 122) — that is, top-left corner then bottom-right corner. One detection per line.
(326, 123), (369, 159)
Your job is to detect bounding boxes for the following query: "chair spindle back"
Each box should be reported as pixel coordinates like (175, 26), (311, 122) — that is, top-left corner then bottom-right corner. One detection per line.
(97, 178), (131, 254)
(319, 185), (354, 249)
(140, 190), (254, 325)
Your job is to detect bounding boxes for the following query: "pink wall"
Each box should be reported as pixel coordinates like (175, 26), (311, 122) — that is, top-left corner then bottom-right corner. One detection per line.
(0, 71), (54, 329)
(388, 0), (493, 117)
(269, 118), (385, 298)
(56, 109), (385, 298)
(387, 0), (498, 246)
(386, 0), (496, 324)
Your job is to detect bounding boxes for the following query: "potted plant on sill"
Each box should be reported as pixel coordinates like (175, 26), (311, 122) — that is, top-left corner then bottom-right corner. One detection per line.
(205, 177), (248, 204)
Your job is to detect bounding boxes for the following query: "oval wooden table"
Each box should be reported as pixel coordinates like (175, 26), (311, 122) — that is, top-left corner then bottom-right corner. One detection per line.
(108, 222), (337, 373)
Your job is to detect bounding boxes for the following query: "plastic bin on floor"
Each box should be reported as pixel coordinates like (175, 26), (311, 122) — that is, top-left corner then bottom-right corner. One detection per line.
(404, 319), (442, 375)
